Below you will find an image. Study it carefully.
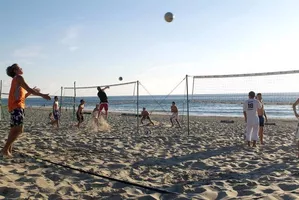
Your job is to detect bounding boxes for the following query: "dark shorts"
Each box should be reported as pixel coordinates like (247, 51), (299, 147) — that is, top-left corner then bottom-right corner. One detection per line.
(259, 116), (264, 127)
(10, 108), (25, 127)
(53, 110), (60, 120)
(77, 112), (84, 122)
(99, 103), (108, 111)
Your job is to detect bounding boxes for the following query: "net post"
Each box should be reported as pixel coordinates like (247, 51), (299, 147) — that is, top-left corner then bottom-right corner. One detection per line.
(73, 81), (76, 120)
(0, 80), (2, 121)
(60, 86), (63, 113)
(137, 81), (139, 134)
(191, 76), (195, 99)
(186, 75), (190, 136)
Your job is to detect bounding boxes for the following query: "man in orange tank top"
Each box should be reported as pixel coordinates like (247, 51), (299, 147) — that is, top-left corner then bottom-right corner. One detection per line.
(1, 64), (51, 158)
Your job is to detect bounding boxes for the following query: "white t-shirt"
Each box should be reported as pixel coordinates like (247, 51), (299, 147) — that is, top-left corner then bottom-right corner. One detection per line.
(243, 98), (262, 125)
(53, 101), (59, 111)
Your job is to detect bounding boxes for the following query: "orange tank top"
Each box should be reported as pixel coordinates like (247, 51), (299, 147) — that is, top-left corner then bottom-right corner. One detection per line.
(8, 76), (26, 112)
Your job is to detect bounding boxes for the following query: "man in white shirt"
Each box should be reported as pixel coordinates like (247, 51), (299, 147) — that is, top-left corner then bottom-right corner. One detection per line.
(243, 91), (262, 147)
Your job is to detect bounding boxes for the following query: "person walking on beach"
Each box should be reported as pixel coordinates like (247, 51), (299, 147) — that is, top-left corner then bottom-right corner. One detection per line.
(76, 99), (85, 128)
(97, 86), (109, 119)
(1, 64), (51, 158)
(170, 101), (181, 128)
(292, 98), (299, 157)
(50, 96), (60, 128)
(256, 93), (268, 145)
(243, 91), (262, 147)
(141, 107), (154, 125)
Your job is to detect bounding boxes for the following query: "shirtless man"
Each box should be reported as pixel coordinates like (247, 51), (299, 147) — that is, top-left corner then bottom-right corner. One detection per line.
(170, 101), (181, 128)
(140, 107), (154, 125)
(256, 93), (268, 144)
(76, 99), (85, 128)
(243, 91), (262, 147)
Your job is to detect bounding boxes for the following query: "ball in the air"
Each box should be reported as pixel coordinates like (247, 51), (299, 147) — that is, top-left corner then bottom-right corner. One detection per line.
(164, 12), (174, 23)
(119, 77), (123, 81)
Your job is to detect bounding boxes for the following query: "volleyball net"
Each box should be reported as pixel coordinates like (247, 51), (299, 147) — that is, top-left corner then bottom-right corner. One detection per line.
(190, 70), (299, 119)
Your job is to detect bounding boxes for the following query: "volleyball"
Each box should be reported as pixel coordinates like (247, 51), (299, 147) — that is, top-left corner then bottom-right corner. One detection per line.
(164, 12), (174, 23)
(119, 77), (123, 81)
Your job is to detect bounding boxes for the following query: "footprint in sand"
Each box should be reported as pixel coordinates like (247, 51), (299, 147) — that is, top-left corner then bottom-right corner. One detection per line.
(262, 188), (276, 194)
(0, 187), (21, 199)
(278, 183), (299, 191)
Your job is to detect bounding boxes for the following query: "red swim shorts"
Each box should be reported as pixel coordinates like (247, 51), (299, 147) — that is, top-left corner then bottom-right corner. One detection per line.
(99, 103), (108, 111)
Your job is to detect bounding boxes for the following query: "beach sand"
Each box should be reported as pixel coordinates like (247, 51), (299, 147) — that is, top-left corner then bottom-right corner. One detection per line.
(1, 108), (299, 199)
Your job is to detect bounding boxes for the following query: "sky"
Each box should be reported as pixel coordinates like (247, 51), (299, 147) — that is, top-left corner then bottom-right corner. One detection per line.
(1, 0), (299, 96)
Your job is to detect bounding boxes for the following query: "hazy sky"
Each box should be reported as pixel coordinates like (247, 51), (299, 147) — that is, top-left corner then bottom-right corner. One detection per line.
(1, 0), (299, 96)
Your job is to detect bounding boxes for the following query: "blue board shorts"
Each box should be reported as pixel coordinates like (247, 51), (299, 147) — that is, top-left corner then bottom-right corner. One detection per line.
(10, 108), (25, 127)
(259, 116), (264, 127)
(53, 110), (60, 120)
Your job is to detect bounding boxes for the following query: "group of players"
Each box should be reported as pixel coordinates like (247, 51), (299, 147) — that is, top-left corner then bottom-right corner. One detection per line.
(49, 86), (182, 129)
(2, 64), (299, 158)
(49, 86), (110, 128)
(243, 91), (268, 147)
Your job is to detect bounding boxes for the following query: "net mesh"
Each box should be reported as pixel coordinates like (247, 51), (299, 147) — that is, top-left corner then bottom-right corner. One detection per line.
(62, 81), (139, 134)
(191, 71), (299, 119)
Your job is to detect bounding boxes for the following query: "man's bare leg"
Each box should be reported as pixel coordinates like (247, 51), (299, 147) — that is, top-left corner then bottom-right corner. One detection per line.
(170, 118), (174, 127)
(104, 110), (108, 120)
(1, 126), (23, 157)
(51, 120), (59, 128)
(247, 141), (251, 147)
(176, 119), (181, 128)
(259, 127), (264, 144)
(252, 140), (257, 147)
(149, 118), (154, 125)
(97, 109), (103, 118)
(56, 120), (59, 128)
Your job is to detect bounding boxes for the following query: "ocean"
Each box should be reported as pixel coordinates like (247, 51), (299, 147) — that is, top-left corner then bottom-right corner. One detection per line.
(1, 93), (299, 119)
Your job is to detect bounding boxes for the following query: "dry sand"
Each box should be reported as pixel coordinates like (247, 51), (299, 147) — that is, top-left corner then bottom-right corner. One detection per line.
(1, 108), (299, 199)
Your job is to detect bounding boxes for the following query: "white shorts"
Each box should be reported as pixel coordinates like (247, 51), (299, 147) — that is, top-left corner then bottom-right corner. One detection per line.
(170, 113), (178, 120)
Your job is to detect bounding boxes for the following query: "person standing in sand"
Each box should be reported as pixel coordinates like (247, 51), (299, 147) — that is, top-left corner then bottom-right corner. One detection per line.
(292, 98), (299, 157)
(256, 93), (268, 145)
(76, 99), (85, 128)
(243, 91), (262, 147)
(170, 101), (181, 128)
(92, 104), (100, 126)
(50, 96), (60, 128)
(97, 86), (109, 119)
(140, 107), (154, 125)
(1, 64), (51, 158)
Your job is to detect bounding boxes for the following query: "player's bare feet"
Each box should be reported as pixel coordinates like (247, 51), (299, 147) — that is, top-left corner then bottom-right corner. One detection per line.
(252, 141), (257, 147)
(247, 141), (251, 147)
(1, 151), (13, 158)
